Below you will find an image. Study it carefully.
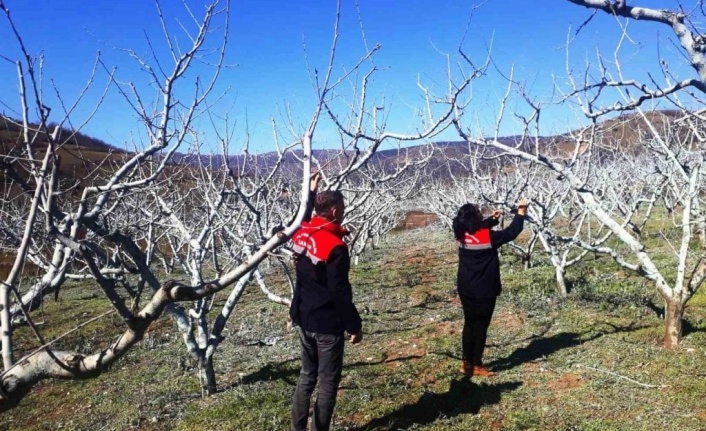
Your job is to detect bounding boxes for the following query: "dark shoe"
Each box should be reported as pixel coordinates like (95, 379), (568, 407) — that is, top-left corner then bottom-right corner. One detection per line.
(472, 365), (495, 377)
(459, 360), (473, 375)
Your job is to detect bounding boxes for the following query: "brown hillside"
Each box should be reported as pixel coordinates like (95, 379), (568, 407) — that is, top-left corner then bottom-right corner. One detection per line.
(544, 110), (684, 156)
(1, 117), (129, 181)
(1, 110), (685, 188)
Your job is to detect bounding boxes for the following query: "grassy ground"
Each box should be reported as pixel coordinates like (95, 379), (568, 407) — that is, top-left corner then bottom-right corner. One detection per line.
(2, 226), (706, 430)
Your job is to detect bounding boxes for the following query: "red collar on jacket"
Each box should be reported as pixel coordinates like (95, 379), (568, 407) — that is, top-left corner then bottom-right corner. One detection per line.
(302, 216), (349, 238)
(458, 228), (492, 250)
(293, 216), (349, 264)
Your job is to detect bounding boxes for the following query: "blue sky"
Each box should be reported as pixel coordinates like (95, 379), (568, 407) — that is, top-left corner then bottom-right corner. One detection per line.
(0, 0), (694, 153)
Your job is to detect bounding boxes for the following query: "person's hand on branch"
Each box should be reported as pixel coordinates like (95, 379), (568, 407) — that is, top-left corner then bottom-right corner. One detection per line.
(310, 171), (322, 192)
(490, 209), (503, 220)
(517, 198), (530, 216)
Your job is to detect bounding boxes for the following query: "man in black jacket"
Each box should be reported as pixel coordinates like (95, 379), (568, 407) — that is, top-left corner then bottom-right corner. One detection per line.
(452, 198), (528, 377)
(290, 180), (363, 431)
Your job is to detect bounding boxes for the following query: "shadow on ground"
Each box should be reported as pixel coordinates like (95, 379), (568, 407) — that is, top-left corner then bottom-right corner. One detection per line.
(221, 358), (300, 390)
(346, 378), (522, 431)
(682, 318), (706, 336)
(487, 322), (649, 372)
(486, 331), (589, 372)
(436, 331), (594, 369)
(232, 354), (426, 391)
(434, 322), (650, 373)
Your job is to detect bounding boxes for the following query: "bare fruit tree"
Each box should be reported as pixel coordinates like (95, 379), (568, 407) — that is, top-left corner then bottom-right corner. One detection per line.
(0, 0), (252, 406)
(0, 0), (315, 407)
(446, 0), (706, 347)
(0, 0), (478, 409)
(561, 0), (706, 344)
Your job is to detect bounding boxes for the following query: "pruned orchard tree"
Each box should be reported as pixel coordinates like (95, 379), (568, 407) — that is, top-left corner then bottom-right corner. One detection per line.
(0, 0), (256, 406)
(417, 142), (542, 261)
(446, 0), (706, 347)
(424, 143), (610, 298)
(522, 169), (590, 297)
(417, 144), (498, 230)
(0, 0), (478, 409)
(344, 161), (429, 263)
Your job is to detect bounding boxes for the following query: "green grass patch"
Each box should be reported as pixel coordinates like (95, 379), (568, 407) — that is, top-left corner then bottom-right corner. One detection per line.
(2, 227), (706, 430)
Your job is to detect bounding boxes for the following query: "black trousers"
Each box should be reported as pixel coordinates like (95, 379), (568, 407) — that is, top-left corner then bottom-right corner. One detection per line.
(459, 295), (497, 366)
(291, 328), (344, 431)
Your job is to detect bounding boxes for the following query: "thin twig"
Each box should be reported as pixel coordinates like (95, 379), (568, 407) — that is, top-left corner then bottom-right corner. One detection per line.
(576, 364), (669, 389)
(1, 310), (115, 378)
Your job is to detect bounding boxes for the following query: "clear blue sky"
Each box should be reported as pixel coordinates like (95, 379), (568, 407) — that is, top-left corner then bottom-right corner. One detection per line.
(0, 0), (692, 153)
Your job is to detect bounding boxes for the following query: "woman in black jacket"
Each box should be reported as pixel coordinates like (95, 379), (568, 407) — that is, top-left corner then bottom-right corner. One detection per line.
(452, 198), (528, 377)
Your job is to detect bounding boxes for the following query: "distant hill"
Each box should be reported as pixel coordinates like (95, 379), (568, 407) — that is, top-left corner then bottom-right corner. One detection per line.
(0, 116), (134, 193)
(1, 110), (685, 186)
(0, 116), (121, 152)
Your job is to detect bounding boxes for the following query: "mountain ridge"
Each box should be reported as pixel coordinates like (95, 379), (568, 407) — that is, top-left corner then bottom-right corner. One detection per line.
(1, 110), (683, 182)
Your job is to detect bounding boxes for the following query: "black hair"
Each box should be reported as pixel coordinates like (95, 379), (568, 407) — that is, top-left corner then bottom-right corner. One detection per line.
(452, 203), (482, 242)
(315, 191), (344, 220)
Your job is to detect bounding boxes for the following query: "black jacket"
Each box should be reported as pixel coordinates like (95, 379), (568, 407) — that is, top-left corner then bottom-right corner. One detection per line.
(289, 200), (362, 335)
(456, 214), (525, 299)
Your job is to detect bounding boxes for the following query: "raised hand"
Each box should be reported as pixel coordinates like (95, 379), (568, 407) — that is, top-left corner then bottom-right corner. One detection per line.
(517, 198), (530, 216)
(310, 171), (322, 192)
